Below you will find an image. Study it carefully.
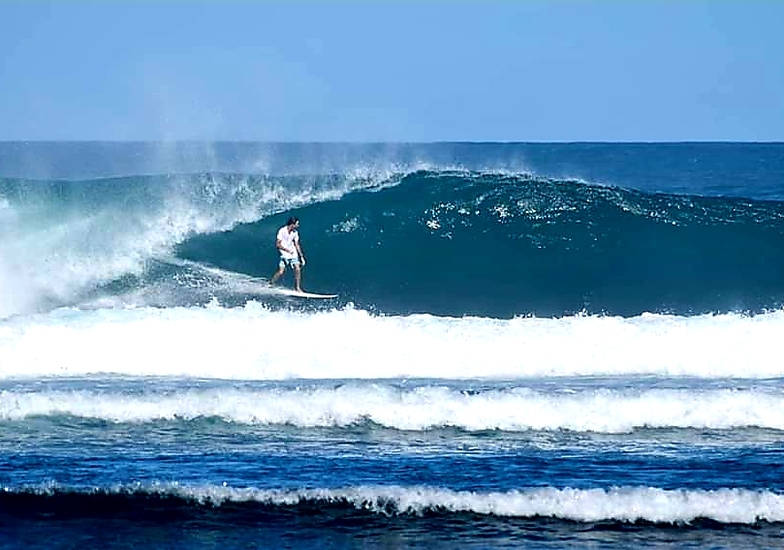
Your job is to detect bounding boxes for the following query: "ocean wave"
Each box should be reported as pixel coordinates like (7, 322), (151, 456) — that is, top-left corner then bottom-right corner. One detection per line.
(3, 482), (783, 525)
(2, 384), (784, 433)
(3, 167), (784, 319)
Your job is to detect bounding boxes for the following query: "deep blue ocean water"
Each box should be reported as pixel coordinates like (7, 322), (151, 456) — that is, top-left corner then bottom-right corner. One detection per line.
(1, 142), (783, 548)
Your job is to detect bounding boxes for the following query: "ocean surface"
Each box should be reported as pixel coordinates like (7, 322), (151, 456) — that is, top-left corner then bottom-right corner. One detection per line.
(1, 142), (783, 548)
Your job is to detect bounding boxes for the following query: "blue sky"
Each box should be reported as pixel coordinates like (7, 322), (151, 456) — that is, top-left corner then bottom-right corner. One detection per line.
(1, 1), (782, 141)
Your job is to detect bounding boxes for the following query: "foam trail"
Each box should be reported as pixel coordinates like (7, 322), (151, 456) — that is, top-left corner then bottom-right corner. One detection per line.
(3, 385), (784, 432)
(1, 306), (784, 380)
(8, 483), (784, 524)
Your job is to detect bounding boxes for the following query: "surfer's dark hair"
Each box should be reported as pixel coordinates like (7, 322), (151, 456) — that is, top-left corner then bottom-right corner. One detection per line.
(286, 217), (299, 226)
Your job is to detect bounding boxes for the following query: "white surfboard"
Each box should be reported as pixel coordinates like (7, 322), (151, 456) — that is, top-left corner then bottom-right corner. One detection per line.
(224, 278), (336, 299)
(273, 288), (338, 299)
(238, 276), (337, 299)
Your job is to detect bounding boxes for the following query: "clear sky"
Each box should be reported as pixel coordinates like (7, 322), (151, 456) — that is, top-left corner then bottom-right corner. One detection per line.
(1, 1), (782, 142)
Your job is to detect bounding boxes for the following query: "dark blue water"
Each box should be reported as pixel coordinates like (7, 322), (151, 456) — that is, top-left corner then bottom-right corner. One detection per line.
(1, 142), (784, 548)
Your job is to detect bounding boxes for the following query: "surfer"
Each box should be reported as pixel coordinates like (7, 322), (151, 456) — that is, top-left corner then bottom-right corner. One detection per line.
(270, 217), (306, 292)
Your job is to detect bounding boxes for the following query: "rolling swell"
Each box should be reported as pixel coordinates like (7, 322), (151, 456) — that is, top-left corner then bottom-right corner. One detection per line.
(5, 485), (782, 547)
(4, 484), (784, 524)
(178, 170), (784, 317)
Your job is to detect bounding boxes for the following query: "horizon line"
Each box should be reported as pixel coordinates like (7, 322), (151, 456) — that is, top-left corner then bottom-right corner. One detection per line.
(2, 139), (784, 145)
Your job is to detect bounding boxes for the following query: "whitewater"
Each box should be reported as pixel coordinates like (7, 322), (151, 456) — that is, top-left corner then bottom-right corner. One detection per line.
(2, 305), (784, 380)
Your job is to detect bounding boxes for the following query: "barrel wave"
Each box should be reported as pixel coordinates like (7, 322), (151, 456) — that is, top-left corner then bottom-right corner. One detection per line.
(4, 167), (783, 319)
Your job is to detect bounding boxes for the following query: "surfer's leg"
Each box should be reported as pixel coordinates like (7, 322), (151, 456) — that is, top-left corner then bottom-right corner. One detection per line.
(294, 264), (302, 292)
(270, 260), (286, 285)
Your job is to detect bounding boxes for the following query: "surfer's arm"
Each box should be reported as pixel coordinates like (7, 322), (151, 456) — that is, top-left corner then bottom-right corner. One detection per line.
(296, 242), (306, 265)
(276, 238), (293, 255)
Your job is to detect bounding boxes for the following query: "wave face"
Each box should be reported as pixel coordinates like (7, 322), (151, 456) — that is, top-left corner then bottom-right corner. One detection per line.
(3, 168), (784, 319)
(181, 169), (784, 317)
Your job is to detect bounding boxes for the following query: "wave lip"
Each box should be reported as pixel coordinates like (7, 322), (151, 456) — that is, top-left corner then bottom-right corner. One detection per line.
(3, 483), (783, 525)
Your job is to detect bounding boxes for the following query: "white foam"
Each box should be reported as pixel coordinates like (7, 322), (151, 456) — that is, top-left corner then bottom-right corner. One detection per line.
(12, 483), (784, 524)
(1, 306), (783, 381)
(2, 384), (783, 432)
